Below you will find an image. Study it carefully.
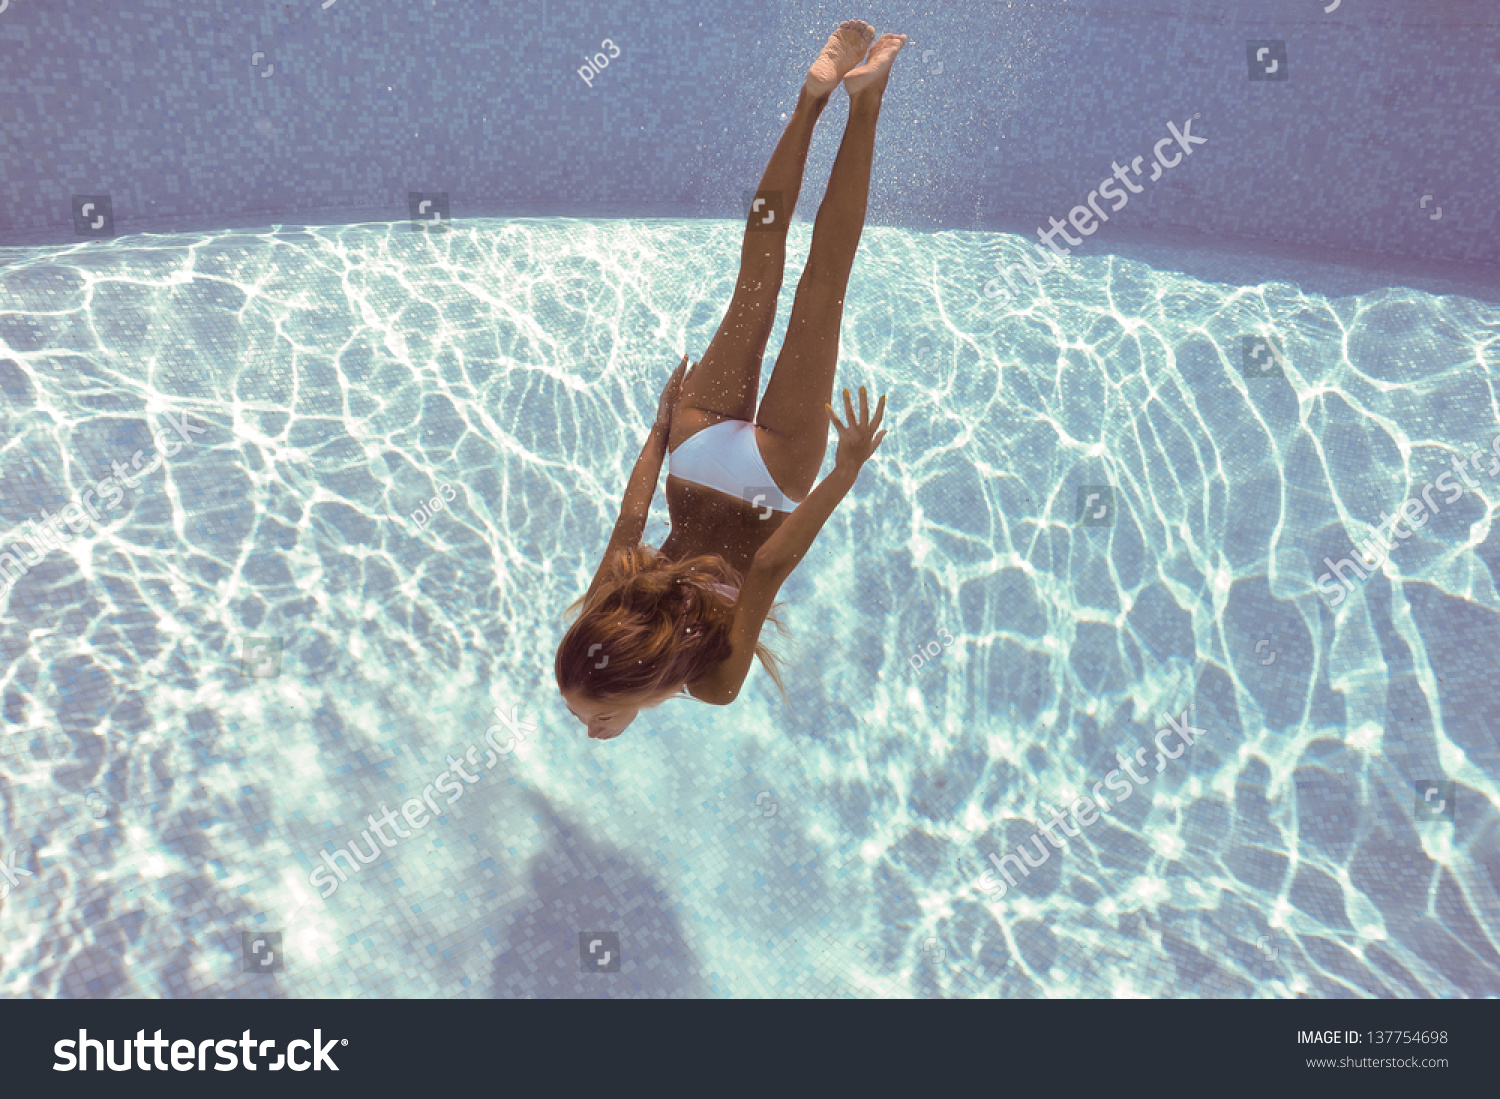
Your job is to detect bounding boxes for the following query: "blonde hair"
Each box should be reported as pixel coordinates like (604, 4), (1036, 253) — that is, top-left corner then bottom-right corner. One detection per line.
(555, 545), (788, 706)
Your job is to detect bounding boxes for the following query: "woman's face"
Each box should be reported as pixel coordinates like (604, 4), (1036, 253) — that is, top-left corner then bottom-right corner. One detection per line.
(561, 688), (674, 740)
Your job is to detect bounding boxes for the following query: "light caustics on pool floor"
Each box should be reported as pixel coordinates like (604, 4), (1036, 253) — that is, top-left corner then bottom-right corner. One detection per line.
(0, 219), (1496, 998)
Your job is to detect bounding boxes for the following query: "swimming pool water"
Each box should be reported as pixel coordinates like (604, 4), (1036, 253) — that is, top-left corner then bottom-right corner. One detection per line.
(0, 217), (1497, 997)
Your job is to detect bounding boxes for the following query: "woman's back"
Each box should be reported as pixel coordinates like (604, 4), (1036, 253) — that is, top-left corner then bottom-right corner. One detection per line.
(658, 472), (788, 575)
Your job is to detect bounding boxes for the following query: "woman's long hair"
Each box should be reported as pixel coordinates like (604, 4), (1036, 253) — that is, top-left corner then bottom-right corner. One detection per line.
(555, 545), (789, 706)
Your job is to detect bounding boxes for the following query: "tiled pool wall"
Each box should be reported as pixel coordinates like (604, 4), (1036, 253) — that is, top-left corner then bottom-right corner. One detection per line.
(1, 0), (1496, 270)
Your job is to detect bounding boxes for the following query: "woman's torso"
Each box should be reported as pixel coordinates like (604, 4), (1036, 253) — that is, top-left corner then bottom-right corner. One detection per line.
(658, 474), (787, 575)
(656, 412), (790, 702)
(657, 411), (789, 575)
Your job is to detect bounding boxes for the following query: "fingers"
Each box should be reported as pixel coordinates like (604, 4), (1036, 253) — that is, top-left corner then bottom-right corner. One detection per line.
(838, 387), (888, 426)
(832, 386), (891, 461)
(668, 357), (691, 398)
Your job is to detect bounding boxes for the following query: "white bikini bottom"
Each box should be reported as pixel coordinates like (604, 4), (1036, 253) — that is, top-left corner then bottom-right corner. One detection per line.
(668, 419), (799, 514)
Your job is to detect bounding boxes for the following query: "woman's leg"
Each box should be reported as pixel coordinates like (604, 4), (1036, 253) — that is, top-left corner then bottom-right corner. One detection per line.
(754, 34), (906, 498)
(671, 21), (875, 441)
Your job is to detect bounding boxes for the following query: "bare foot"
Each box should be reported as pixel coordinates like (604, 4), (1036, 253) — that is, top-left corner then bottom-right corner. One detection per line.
(843, 33), (907, 98)
(805, 20), (877, 98)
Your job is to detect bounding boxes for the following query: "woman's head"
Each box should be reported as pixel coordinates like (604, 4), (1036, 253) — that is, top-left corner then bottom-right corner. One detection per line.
(555, 545), (786, 740)
(559, 686), (680, 741)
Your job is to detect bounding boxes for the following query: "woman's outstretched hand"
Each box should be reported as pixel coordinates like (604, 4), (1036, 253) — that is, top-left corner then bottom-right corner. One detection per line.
(654, 354), (693, 435)
(828, 385), (888, 473)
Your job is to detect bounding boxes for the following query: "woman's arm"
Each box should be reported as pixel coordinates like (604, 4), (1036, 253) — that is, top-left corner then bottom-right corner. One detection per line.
(752, 463), (858, 577)
(695, 388), (888, 704)
(586, 423), (669, 598)
(755, 386), (887, 577)
(691, 471), (855, 705)
(583, 356), (693, 600)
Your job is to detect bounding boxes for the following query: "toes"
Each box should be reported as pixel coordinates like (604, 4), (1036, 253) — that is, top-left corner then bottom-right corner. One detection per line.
(838, 18), (876, 44)
(834, 22), (876, 62)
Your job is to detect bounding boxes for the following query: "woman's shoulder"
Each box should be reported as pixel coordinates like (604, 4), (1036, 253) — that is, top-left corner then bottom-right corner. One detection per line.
(684, 671), (734, 706)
